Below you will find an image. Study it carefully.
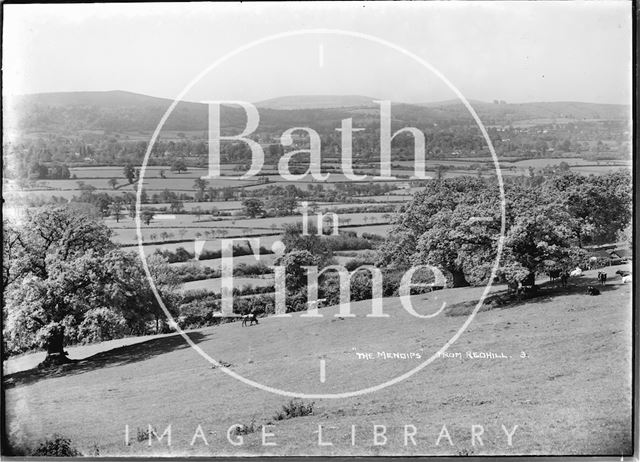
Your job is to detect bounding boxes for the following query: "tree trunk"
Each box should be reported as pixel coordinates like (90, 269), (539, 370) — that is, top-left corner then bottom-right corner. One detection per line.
(451, 269), (469, 288)
(40, 325), (71, 367)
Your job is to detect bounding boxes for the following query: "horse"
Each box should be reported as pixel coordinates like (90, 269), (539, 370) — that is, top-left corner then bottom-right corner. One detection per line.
(241, 313), (259, 327)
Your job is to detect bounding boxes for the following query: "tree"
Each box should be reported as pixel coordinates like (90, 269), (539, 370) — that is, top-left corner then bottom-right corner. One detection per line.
(558, 139), (571, 152)
(141, 209), (154, 225)
(617, 223), (632, 250)
(4, 206), (181, 365)
(280, 222), (333, 266)
(193, 178), (208, 201)
(242, 198), (265, 218)
(170, 159), (187, 174)
(123, 164), (135, 184)
(3, 207), (112, 363)
(381, 174), (624, 289)
(3, 206), (113, 287)
(170, 200), (184, 214)
(108, 178), (118, 189)
(267, 196), (298, 216)
(126, 201), (136, 219)
(547, 171), (632, 246)
(193, 206), (203, 222)
(273, 250), (321, 293)
(499, 202), (585, 286)
(379, 178), (487, 274)
(412, 192), (500, 287)
(109, 203), (122, 223)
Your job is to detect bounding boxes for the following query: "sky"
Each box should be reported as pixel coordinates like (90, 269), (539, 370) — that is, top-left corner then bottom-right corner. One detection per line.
(3, 2), (632, 104)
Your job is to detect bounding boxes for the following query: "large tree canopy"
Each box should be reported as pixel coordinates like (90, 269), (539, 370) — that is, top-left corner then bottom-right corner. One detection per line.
(3, 204), (113, 286)
(379, 177), (502, 286)
(544, 171), (632, 246)
(380, 171), (631, 288)
(3, 206), (177, 364)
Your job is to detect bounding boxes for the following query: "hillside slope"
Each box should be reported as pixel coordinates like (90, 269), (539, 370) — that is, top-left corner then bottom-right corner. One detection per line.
(3, 266), (632, 456)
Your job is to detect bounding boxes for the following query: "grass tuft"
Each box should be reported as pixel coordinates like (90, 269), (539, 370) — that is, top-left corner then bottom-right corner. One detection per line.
(273, 399), (315, 421)
(30, 435), (82, 456)
(232, 419), (258, 435)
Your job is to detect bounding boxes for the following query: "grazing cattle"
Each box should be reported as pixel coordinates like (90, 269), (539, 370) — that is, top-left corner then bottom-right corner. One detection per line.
(586, 286), (600, 296)
(569, 267), (582, 277)
(616, 270), (631, 278)
(560, 272), (569, 288)
(597, 272), (607, 286)
(548, 269), (562, 283)
(622, 274), (632, 284)
(507, 280), (523, 295)
(241, 313), (259, 327)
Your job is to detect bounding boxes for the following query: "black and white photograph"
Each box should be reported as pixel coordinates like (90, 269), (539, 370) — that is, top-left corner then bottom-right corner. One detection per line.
(1, 2), (635, 457)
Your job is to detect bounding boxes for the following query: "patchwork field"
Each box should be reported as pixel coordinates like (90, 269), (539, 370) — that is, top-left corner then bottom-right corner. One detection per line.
(8, 158), (629, 206)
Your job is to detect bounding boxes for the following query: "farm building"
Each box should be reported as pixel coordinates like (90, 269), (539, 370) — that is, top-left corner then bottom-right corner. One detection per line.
(589, 247), (632, 267)
(609, 248), (632, 265)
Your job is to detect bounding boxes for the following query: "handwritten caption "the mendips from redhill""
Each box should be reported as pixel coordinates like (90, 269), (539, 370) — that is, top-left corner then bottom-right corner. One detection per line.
(353, 351), (529, 360)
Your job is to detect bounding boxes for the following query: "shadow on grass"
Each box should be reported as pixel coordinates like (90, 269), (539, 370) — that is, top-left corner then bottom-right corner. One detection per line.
(446, 274), (625, 317)
(3, 331), (207, 389)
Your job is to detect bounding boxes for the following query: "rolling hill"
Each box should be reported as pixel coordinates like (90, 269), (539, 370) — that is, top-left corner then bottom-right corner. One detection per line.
(4, 90), (630, 134)
(419, 100), (630, 123)
(256, 95), (375, 110)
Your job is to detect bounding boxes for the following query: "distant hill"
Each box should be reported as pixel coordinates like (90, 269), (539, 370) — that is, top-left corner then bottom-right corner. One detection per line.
(256, 94), (375, 110)
(8, 90), (176, 108)
(4, 91), (209, 133)
(419, 99), (630, 122)
(4, 90), (630, 134)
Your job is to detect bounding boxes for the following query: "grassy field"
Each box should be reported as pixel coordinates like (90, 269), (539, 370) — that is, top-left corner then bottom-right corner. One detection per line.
(110, 211), (392, 245)
(126, 235), (283, 256)
(177, 276), (274, 294)
(3, 265), (632, 456)
(343, 224), (393, 236)
(171, 254), (277, 271)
